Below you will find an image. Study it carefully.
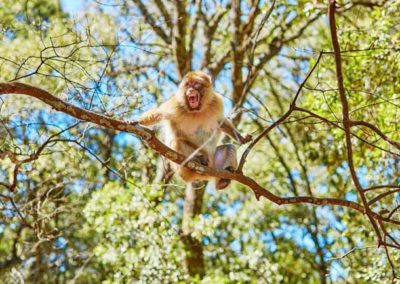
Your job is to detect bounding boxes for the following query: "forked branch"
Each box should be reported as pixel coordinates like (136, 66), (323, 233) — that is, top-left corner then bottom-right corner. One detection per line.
(1, 81), (399, 229)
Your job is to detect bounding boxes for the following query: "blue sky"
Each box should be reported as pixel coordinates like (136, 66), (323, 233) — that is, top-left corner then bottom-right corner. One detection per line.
(61, 0), (84, 14)
(21, 1), (367, 280)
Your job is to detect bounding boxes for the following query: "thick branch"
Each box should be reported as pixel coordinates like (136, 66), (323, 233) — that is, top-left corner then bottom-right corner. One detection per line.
(0, 82), (246, 183)
(231, 0), (245, 102)
(1, 82), (399, 226)
(132, 0), (171, 44)
(154, 0), (173, 30)
(173, 0), (190, 77)
(328, 0), (383, 246)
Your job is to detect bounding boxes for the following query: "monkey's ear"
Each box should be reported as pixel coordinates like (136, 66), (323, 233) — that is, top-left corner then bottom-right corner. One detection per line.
(204, 73), (212, 85)
(198, 71), (212, 85)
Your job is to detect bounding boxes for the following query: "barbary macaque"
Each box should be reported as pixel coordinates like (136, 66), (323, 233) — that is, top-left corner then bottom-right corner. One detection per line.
(135, 71), (251, 189)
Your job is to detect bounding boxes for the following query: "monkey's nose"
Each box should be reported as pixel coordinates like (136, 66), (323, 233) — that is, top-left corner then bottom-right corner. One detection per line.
(187, 88), (197, 94)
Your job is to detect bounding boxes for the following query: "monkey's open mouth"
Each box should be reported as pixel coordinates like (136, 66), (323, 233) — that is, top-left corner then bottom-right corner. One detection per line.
(187, 93), (200, 109)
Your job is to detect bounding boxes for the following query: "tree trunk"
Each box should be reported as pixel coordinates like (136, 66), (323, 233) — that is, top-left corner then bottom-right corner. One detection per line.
(180, 181), (206, 278)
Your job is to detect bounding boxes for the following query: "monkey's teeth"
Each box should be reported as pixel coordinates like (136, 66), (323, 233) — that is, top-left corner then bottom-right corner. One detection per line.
(188, 95), (199, 105)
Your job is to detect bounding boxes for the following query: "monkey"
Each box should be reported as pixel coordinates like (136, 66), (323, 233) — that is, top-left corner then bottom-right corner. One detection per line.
(135, 71), (251, 189)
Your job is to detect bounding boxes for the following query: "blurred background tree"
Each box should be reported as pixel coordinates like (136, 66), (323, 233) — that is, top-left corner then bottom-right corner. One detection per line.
(0, 0), (399, 283)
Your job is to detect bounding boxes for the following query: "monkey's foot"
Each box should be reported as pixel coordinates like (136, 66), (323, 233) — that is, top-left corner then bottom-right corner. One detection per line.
(216, 166), (235, 190)
(216, 179), (231, 190)
(192, 155), (209, 166)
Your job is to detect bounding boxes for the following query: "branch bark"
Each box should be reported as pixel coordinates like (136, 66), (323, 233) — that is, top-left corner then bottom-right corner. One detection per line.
(132, 0), (172, 44)
(328, 0), (379, 229)
(1, 82), (399, 230)
(328, 1), (397, 278)
(172, 0), (190, 78)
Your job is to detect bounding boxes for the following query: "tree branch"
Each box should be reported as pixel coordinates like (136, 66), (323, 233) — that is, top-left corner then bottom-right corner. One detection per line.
(328, 0), (389, 266)
(238, 51), (323, 171)
(172, 0), (190, 77)
(132, 0), (172, 44)
(1, 81), (399, 227)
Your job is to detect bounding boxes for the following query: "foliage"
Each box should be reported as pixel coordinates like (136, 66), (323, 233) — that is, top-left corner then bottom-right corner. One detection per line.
(1, 0), (400, 283)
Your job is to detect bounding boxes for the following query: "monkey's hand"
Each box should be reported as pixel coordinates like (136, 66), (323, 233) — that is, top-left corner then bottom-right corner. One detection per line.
(127, 120), (139, 126)
(240, 134), (253, 144)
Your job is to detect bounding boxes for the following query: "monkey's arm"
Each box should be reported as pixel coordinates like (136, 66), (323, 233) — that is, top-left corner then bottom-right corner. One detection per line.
(220, 119), (252, 144)
(137, 108), (164, 126)
(135, 99), (174, 126)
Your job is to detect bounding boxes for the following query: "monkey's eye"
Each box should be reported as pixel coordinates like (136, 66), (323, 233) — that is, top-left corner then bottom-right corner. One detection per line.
(194, 83), (203, 89)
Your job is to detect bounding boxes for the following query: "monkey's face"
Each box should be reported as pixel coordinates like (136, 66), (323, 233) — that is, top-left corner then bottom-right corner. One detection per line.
(184, 80), (205, 111)
(179, 71), (212, 112)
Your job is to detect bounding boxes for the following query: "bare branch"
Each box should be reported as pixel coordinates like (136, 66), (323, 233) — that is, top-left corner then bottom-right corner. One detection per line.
(351, 120), (400, 150)
(328, 0), (385, 258)
(2, 81), (398, 226)
(132, 0), (172, 44)
(368, 188), (400, 206)
(238, 51), (323, 171)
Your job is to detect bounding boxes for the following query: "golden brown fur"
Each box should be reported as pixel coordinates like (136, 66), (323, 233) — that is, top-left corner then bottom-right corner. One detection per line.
(137, 71), (251, 188)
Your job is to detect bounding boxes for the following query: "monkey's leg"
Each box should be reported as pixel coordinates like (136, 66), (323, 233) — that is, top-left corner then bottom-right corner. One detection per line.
(214, 144), (237, 190)
(170, 139), (211, 182)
